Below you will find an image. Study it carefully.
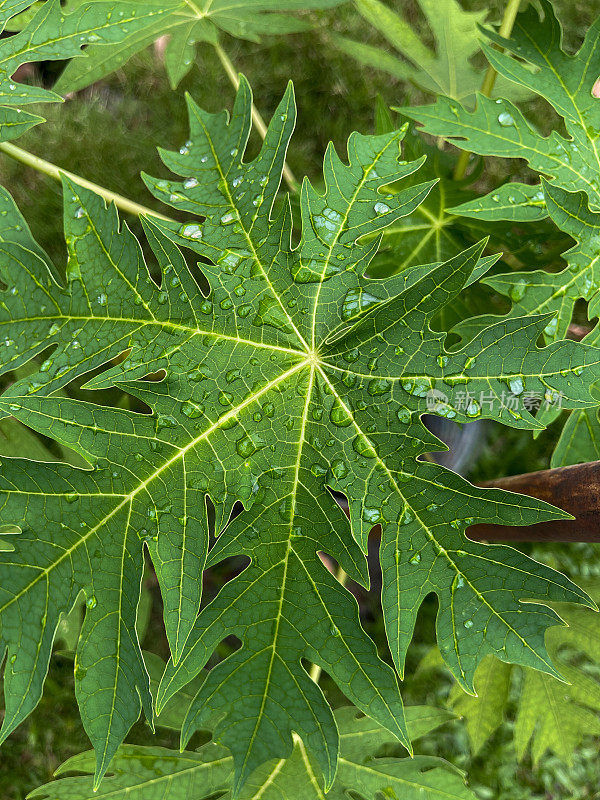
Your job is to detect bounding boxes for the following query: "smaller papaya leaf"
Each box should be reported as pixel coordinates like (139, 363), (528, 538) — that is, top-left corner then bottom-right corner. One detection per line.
(401, 0), (600, 219)
(29, 705), (472, 800)
(449, 654), (512, 755)
(449, 184), (548, 224)
(331, 0), (531, 106)
(447, 181), (600, 348)
(0, 0), (174, 142)
(551, 400), (600, 467)
(447, 582), (600, 765)
(54, 0), (344, 92)
(400, 2), (600, 459)
(450, 182), (600, 462)
(366, 113), (560, 334)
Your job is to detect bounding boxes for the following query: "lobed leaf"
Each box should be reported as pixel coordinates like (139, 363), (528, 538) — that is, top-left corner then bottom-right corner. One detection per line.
(448, 582), (600, 764)
(332, 0), (531, 106)
(0, 77), (598, 793)
(30, 705), (471, 800)
(54, 0), (344, 92)
(0, 0), (174, 142)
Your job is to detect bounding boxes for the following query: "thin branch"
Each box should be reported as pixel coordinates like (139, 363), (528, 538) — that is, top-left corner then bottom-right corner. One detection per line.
(0, 141), (176, 222)
(469, 460), (600, 543)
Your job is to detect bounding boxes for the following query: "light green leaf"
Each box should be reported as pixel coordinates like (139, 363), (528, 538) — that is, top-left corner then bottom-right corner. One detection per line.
(0, 0), (174, 142)
(551, 403), (600, 467)
(332, 0), (531, 105)
(449, 583), (600, 765)
(1, 77), (598, 793)
(54, 0), (344, 91)
(449, 183), (548, 223)
(449, 654), (512, 754)
(29, 705), (471, 800)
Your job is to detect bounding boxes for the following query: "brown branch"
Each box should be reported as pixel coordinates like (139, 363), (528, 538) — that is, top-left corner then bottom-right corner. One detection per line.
(343, 461), (600, 544)
(468, 460), (600, 543)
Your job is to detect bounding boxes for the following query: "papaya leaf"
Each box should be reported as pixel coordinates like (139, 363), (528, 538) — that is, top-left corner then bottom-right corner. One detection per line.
(29, 705), (473, 800)
(449, 654), (512, 755)
(367, 115), (557, 332)
(0, 0), (174, 142)
(331, 0), (531, 106)
(451, 182), (600, 348)
(401, 0), (600, 219)
(53, 0), (343, 92)
(400, 2), (600, 458)
(0, 78), (598, 794)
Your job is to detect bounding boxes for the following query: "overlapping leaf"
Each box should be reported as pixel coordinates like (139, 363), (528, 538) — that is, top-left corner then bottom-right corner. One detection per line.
(30, 705), (471, 800)
(400, 0), (600, 339)
(0, 0), (173, 142)
(363, 107), (560, 327)
(400, 2), (600, 462)
(1, 77), (599, 795)
(448, 582), (600, 765)
(402, 0), (600, 221)
(53, 0), (343, 92)
(332, 0), (531, 105)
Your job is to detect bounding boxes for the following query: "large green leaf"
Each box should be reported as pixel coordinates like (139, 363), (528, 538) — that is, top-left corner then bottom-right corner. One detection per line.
(448, 582), (600, 765)
(30, 705), (473, 800)
(0, 0), (174, 142)
(1, 78), (598, 793)
(332, 0), (531, 105)
(53, 0), (343, 92)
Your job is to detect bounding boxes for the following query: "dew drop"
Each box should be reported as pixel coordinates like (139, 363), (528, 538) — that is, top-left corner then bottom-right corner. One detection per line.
(374, 202), (390, 215)
(329, 398), (352, 427)
(509, 377), (524, 395)
(362, 506), (382, 524)
(236, 435), (264, 458)
(367, 378), (391, 396)
(181, 400), (204, 418)
(352, 434), (377, 458)
(330, 459), (348, 480)
(396, 407), (411, 424)
(498, 112), (515, 127)
(180, 223), (203, 240)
